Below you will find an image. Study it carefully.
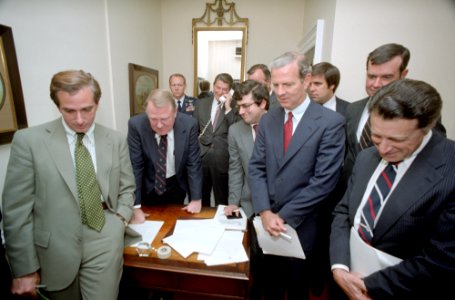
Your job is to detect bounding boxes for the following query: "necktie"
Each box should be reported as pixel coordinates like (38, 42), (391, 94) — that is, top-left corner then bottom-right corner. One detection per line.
(177, 100), (182, 111)
(359, 118), (373, 150)
(284, 112), (293, 153)
(155, 135), (167, 195)
(75, 133), (105, 232)
(358, 162), (398, 244)
(212, 102), (221, 128)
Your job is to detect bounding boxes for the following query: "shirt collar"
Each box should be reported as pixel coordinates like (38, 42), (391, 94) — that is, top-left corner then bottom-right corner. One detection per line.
(62, 118), (95, 143)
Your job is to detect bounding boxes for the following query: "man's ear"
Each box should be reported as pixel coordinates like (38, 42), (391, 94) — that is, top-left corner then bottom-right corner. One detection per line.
(400, 69), (409, 79)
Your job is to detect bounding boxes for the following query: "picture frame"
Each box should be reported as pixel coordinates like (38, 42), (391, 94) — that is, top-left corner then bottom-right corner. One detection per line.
(128, 63), (159, 116)
(0, 24), (27, 145)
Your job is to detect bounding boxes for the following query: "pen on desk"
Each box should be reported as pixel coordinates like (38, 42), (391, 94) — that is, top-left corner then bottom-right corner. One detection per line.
(279, 232), (292, 241)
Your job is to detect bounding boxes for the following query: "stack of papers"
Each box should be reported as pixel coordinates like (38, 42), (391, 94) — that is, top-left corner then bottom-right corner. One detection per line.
(162, 205), (249, 266)
(128, 221), (164, 247)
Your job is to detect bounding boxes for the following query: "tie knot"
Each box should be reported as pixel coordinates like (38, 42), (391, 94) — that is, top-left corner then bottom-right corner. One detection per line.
(76, 133), (85, 144)
(288, 111), (293, 119)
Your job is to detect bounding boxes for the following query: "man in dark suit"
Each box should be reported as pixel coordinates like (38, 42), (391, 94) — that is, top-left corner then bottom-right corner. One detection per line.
(2, 70), (136, 299)
(343, 43), (446, 188)
(169, 73), (197, 116)
(128, 89), (202, 222)
(194, 73), (240, 207)
(0, 209), (13, 299)
(247, 63), (279, 110)
(249, 51), (345, 300)
(309, 61), (349, 117)
(330, 79), (455, 299)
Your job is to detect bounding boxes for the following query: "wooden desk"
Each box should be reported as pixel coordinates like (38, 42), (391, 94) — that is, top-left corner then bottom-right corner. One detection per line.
(120, 205), (250, 300)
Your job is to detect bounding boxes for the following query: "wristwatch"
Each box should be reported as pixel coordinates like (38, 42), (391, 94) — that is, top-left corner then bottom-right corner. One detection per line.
(116, 213), (129, 227)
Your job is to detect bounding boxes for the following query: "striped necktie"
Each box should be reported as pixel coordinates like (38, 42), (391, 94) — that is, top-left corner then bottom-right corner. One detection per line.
(358, 162), (398, 244)
(284, 112), (293, 153)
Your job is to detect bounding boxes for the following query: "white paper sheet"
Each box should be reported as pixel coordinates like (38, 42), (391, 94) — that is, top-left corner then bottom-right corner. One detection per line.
(162, 219), (225, 258)
(214, 205), (247, 231)
(253, 216), (305, 259)
(198, 230), (248, 266)
(128, 221), (164, 247)
(350, 227), (403, 276)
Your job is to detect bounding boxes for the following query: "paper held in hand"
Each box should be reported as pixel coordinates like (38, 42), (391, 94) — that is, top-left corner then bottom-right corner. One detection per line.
(253, 216), (305, 259)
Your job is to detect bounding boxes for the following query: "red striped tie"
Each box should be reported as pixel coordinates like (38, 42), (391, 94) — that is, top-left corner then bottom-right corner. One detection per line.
(358, 162), (398, 244)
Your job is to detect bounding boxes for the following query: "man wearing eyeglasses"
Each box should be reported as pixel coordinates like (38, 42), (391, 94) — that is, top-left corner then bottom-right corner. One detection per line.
(224, 80), (269, 218)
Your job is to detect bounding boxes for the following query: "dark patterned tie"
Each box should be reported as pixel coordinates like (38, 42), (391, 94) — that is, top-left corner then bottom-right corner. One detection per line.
(284, 112), (293, 153)
(177, 100), (182, 112)
(212, 103), (221, 128)
(155, 135), (167, 195)
(75, 133), (105, 232)
(358, 162), (398, 244)
(359, 118), (373, 150)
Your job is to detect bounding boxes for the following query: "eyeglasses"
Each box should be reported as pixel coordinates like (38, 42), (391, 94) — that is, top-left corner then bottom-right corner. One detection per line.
(236, 102), (256, 110)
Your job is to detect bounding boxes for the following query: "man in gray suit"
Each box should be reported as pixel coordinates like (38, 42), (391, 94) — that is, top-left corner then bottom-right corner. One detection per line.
(249, 52), (345, 299)
(225, 80), (269, 218)
(2, 70), (136, 299)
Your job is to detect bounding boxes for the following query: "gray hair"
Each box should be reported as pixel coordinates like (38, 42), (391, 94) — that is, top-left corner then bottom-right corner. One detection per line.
(269, 51), (311, 80)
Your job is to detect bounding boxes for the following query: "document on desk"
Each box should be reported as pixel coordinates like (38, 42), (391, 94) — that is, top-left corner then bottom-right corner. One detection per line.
(214, 205), (247, 231)
(253, 216), (305, 259)
(198, 230), (248, 266)
(128, 221), (164, 247)
(163, 219), (225, 259)
(350, 227), (402, 277)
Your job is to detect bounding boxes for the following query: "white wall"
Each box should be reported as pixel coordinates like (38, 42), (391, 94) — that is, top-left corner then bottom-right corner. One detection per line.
(0, 0), (161, 203)
(304, 0), (455, 139)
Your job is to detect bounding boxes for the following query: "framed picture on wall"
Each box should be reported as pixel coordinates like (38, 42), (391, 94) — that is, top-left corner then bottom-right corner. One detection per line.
(0, 24), (27, 145)
(128, 63), (159, 116)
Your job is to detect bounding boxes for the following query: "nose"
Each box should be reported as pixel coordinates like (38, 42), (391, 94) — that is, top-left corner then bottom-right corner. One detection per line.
(75, 112), (84, 125)
(377, 139), (392, 154)
(372, 77), (383, 88)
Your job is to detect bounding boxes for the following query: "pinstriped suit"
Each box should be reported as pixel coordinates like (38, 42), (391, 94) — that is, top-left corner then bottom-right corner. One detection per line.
(330, 132), (455, 298)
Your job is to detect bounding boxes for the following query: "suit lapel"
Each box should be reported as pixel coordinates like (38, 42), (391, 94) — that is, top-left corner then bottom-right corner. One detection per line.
(374, 135), (445, 241)
(174, 114), (186, 172)
(270, 108), (285, 163)
(240, 122), (254, 155)
(280, 101), (320, 167)
(94, 126), (113, 201)
(45, 120), (78, 201)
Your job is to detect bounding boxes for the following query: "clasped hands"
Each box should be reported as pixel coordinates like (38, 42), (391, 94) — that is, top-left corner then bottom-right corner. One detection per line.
(332, 268), (372, 300)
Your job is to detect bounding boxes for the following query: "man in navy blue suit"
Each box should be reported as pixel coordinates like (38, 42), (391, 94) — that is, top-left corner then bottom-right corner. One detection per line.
(330, 79), (455, 299)
(249, 51), (345, 300)
(128, 89), (202, 223)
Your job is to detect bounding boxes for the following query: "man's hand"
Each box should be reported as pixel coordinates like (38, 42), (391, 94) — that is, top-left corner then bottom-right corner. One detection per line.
(260, 210), (287, 237)
(223, 204), (240, 217)
(11, 272), (40, 298)
(183, 200), (202, 214)
(332, 268), (371, 300)
(129, 207), (148, 224)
